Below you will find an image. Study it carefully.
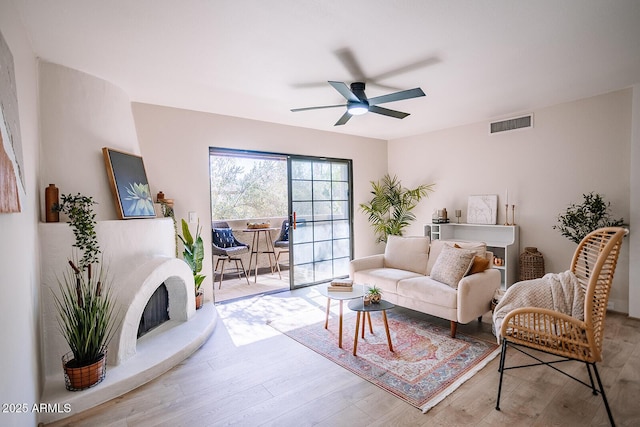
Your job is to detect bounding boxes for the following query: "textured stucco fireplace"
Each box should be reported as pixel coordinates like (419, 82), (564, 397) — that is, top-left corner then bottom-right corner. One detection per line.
(39, 218), (217, 423)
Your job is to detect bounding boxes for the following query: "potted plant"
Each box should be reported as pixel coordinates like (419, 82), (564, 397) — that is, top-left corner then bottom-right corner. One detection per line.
(360, 174), (434, 243)
(52, 193), (118, 391)
(367, 285), (382, 304)
(554, 192), (625, 243)
(178, 219), (206, 309)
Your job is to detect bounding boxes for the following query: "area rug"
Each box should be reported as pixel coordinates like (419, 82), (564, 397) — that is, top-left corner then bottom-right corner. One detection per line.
(268, 309), (500, 413)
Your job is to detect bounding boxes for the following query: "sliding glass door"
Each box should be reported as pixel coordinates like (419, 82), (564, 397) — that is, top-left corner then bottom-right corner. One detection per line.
(288, 156), (353, 288)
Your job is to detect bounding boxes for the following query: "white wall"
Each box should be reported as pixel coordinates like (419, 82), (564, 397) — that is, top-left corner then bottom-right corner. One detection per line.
(39, 61), (141, 221)
(132, 103), (388, 302)
(630, 84), (640, 318)
(0, 3), (41, 426)
(389, 89), (632, 313)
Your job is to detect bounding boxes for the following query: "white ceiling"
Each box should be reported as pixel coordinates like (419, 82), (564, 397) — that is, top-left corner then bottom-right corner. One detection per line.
(12, 0), (640, 140)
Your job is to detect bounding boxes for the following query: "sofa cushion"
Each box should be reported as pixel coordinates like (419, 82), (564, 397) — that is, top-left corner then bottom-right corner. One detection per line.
(384, 235), (430, 275)
(427, 240), (487, 275)
(397, 276), (458, 308)
(429, 244), (476, 288)
(353, 268), (423, 294)
(467, 255), (490, 275)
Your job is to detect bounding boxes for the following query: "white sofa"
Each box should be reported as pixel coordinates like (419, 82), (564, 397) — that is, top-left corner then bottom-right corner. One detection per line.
(350, 235), (501, 337)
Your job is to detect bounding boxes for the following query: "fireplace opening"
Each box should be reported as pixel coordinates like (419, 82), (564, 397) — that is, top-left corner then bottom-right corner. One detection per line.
(137, 283), (170, 338)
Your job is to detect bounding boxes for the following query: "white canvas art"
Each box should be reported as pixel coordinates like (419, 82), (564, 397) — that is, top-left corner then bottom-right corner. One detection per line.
(467, 195), (498, 224)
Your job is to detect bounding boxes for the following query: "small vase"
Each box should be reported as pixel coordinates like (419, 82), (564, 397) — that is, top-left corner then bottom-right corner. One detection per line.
(45, 184), (59, 222)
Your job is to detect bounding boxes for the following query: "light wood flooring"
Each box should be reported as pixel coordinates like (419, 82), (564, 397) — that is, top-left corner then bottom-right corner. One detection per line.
(44, 286), (640, 427)
(213, 270), (289, 303)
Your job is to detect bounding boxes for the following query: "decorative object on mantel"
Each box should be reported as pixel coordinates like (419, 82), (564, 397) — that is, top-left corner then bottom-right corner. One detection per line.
(455, 209), (462, 223)
(156, 192), (178, 256)
(553, 192), (625, 244)
(467, 194), (497, 225)
(519, 247), (545, 281)
(102, 147), (156, 219)
(45, 184), (59, 222)
(178, 219), (206, 309)
(360, 174), (435, 243)
(52, 193), (118, 391)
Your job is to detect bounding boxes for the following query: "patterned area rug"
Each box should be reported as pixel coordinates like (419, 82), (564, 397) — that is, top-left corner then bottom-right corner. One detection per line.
(269, 309), (500, 412)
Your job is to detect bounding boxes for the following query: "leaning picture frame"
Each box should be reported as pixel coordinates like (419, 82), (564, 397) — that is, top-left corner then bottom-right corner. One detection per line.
(467, 194), (498, 225)
(102, 147), (156, 219)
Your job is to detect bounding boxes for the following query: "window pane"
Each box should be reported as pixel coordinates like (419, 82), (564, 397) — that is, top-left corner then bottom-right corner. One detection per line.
(291, 160), (311, 180)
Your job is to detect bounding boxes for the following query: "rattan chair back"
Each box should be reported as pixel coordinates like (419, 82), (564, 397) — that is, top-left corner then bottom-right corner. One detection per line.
(570, 227), (627, 361)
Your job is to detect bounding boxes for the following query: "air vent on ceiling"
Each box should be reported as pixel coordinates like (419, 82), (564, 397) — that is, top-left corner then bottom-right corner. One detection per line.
(490, 114), (533, 134)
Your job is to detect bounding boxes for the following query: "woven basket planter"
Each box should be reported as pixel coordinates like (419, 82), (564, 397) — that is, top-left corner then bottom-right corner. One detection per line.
(62, 349), (107, 391)
(519, 247), (545, 281)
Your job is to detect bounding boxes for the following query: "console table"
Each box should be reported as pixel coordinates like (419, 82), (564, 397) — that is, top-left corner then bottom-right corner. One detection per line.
(425, 223), (519, 289)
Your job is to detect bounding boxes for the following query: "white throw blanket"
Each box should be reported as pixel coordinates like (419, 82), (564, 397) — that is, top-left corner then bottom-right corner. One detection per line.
(492, 271), (584, 341)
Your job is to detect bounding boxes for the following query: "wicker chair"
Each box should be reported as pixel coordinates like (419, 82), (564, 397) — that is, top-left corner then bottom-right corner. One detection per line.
(496, 227), (628, 426)
(211, 221), (250, 289)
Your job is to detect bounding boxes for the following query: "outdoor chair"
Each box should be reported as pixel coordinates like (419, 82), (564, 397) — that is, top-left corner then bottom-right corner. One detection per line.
(273, 219), (289, 276)
(211, 221), (250, 289)
(495, 227), (628, 426)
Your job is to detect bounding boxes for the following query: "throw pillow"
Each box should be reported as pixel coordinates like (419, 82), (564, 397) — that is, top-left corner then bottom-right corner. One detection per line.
(467, 255), (490, 275)
(430, 244), (476, 288)
(453, 243), (490, 276)
(213, 228), (236, 248)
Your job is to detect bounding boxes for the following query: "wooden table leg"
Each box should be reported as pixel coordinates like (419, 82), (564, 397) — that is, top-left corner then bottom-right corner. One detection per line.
(382, 310), (393, 352)
(353, 311), (361, 356)
(338, 300), (344, 348)
(367, 312), (373, 333)
(324, 297), (330, 330)
(361, 310), (366, 338)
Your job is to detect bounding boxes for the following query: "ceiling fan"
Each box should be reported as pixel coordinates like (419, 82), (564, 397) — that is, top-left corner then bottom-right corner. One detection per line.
(290, 81), (426, 126)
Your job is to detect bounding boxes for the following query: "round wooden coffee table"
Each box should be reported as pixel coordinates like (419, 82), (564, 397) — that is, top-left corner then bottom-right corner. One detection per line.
(347, 299), (395, 356)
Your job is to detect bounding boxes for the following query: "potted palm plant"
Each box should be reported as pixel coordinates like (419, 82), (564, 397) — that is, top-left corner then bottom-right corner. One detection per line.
(52, 193), (118, 391)
(178, 219), (206, 309)
(360, 174), (435, 243)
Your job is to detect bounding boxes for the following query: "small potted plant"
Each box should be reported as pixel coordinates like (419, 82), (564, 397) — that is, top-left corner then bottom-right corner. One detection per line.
(367, 285), (382, 304)
(178, 219), (206, 309)
(52, 193), (118, 391)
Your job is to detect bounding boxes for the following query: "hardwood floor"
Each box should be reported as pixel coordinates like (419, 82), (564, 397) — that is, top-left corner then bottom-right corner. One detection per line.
(44, 286), (640, 426)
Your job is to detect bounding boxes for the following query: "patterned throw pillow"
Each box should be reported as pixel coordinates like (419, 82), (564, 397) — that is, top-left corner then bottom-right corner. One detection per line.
(281, 222), (289, 242)
(430, 244), (476, 288)
(453, 243), (490, 276)
(213, 228), (236, 248)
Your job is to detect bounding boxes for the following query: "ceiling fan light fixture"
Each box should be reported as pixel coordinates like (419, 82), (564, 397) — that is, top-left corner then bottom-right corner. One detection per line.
(347, 101), (369, 116)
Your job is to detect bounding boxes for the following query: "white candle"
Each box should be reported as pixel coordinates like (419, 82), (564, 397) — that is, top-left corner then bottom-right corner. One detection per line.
(505, 189), (509, 205)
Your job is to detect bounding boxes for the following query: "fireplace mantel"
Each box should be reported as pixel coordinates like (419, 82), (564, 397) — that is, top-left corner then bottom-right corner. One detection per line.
(39, 218), (217, 424)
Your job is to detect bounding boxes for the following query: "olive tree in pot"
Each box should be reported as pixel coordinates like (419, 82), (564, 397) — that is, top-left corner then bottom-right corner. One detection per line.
(360, 174), (435, 243)
(554, 192), (625, 244)
(52, 193), (118, 391)
(178, 219), (206, 309)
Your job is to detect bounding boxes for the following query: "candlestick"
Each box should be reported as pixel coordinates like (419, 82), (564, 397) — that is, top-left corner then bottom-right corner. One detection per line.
(511, 205), (516, 225)
(504, 204), (510, 226)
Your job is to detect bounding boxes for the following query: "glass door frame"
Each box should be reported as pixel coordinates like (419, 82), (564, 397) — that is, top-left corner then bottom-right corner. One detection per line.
(287, 155), (354, 289)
